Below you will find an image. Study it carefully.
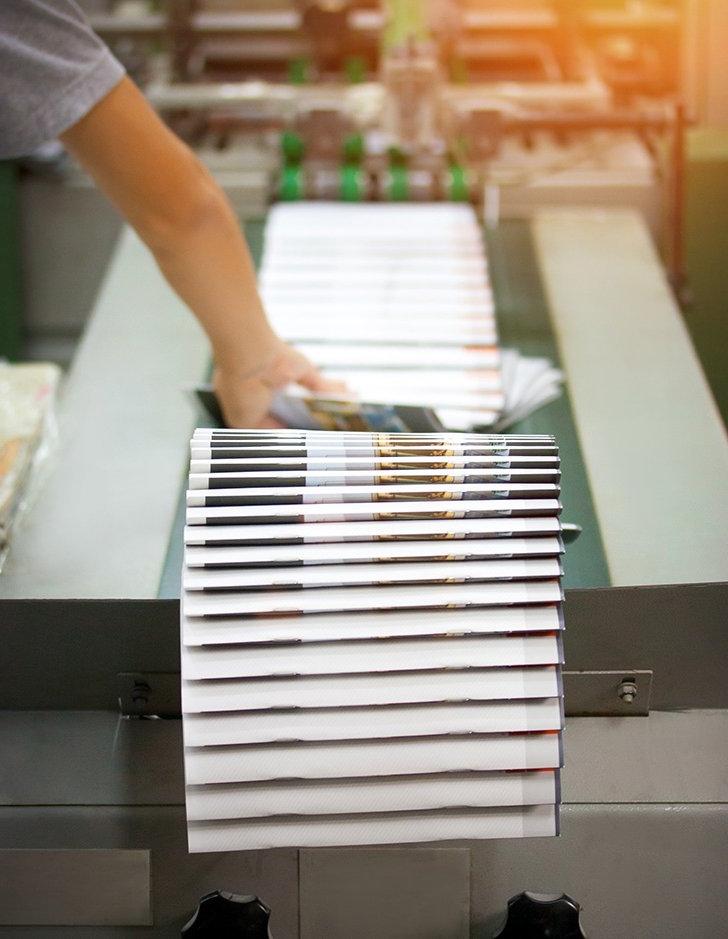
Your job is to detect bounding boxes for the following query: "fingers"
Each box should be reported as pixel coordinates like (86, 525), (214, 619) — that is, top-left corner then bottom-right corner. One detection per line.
(259, 342), (354, 398)
(213, 341), (355, 430)
(257, 343), (310, 391)
(258, 415), (285, 429)
(214, 368), (274, 429)
(297, 366), (337, 394)
(308, 376), (353, 396)
(323, 378), (352, 395)
(293, 358), (351, 396)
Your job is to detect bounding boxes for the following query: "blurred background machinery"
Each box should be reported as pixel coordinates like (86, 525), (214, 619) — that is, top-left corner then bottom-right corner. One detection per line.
(9, 0), (726, 423)
(6, 3), (715, 342)
(8, 1), (723, 430)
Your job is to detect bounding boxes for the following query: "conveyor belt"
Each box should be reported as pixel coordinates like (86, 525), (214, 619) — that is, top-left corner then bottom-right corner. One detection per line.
(485, 220), (609, 588)
(159, 218), (609, 596)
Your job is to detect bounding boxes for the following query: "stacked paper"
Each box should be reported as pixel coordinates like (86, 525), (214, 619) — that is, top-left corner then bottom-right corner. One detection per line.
(258, 202), (507, 429)
(0, 362), (60, 568)
(181, 428), (565, 852)
(494, 350), (564, 432)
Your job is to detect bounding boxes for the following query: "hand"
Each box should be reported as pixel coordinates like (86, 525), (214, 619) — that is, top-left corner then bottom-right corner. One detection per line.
(212, 340), (347, 428)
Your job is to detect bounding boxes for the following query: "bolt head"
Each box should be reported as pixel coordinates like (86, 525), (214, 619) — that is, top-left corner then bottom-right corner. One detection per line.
(618, 680), (638, 703)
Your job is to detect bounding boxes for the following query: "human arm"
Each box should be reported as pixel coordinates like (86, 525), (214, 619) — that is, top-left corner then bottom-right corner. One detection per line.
(60, 76), (334, 426)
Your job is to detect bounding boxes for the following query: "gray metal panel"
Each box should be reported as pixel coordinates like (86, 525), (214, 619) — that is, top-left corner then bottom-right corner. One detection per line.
(299, 848), (470, 939)
(0, 711), (184, 807)
(0, 807), (299, 939)
(0, 849), (151, 926)
(0, 599), (180, 710)
(563, 669), (652, 716)
(532, 208), (728, 587)
(562, 582), (728, 709)
(3, 710), (726, 809)
(561, 710), (728, 804)
(470, 804), (728, 939)
(1, 582), (726, 711)
(0, 227), (209, 600)
(0, 805), (725, 938)
(19, 176), (121, 339)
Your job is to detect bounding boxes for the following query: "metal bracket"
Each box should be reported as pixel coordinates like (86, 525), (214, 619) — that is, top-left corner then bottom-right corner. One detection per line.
(563, 669), (653, 717)
(119, 668), (653, 719)
(117, 672), (180, 718)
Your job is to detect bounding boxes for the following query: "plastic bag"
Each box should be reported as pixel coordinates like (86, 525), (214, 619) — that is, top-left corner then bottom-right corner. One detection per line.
(0, 361), (61, 571)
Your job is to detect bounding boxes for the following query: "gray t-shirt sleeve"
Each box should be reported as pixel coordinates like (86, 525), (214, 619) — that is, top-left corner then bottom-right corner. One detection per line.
(0, 0), (125, 159)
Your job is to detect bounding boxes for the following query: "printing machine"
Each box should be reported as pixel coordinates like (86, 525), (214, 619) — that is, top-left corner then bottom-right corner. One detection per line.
(97, 0), (679, 275)
(2, 1), (727, 936)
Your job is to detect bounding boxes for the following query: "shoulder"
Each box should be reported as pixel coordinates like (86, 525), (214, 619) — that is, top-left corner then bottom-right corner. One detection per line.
(0, 0), (125, 159)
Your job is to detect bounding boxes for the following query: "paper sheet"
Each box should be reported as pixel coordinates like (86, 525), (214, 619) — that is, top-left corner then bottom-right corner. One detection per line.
(182, 534), (562, 569)
(183, 665), (562, 713)
(186, 482), (559, 506)
(187, 806), (558, 852)
(183, 701), (563, 747)
(184, 515), (562, 545)
(186, 771), (559, 819)
(182, 602), (561, 645)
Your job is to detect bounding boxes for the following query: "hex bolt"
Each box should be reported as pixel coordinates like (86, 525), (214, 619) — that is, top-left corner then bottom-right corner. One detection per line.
(131, 681), (151, 709)
(618, 679), (638, 704)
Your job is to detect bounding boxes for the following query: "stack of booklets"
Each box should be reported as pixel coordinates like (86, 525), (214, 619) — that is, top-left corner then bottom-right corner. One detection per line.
(258, 202), (508, 430)
(181, 428), (565, 852)
(0, 362), (60, 568)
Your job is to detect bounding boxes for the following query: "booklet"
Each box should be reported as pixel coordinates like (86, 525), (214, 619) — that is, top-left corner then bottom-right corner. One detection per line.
(0, 362), (60, 568)
(182, 597), (562, 645)
(183, 556), (562, 593)
(185, 807), (558, 852)
(191, 441), (556, 457)
(187, 482), (559, 506)
(183, 534), (563, 572)
(196, 386), (445, 434)
(183, 515), (562, 546)
(185, 733), (562, 787)
(183, 633), (562, 681)
(183, 663), (562, 714)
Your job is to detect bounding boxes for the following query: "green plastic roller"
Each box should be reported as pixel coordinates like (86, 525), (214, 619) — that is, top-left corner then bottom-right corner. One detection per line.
(342, 133), (365, 165)
(447, 163), (469, 202)
(340, 164), (365, 202)
(279, 165), (304, 201)
(280, 131), (304, 165)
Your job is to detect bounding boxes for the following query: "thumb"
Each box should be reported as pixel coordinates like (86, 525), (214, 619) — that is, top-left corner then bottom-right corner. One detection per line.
(295, 361), (351, 396)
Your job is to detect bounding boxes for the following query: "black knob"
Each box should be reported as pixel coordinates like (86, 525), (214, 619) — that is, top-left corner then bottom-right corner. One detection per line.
(494, 892), (587, 938)
(182, 891), (271, 938)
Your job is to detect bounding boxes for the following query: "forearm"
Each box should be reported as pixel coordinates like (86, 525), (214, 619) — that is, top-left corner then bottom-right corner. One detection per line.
(60, 76), (339, 426)
(145, 179), (279, 377)
(61, 77), (279, 378)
